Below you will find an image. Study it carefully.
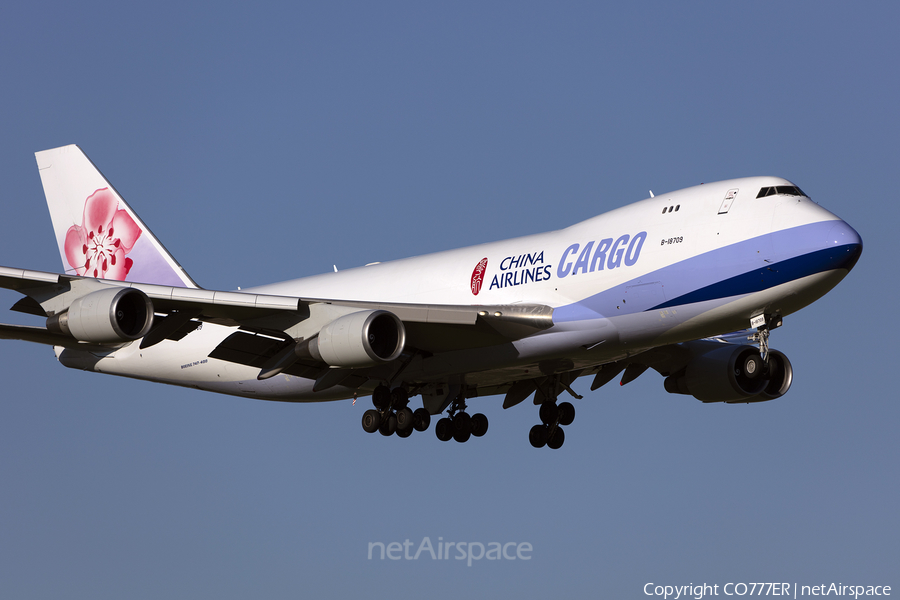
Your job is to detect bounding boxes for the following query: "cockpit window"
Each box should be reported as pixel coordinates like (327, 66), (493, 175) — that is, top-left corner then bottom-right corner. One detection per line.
(756, 186), (807, 198)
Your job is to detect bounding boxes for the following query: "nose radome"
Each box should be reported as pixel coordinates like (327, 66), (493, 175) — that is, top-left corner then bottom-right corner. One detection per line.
(827, 220), (863, 271)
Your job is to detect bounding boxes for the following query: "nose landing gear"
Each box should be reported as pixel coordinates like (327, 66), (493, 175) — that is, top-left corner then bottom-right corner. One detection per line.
(750, 313), (783, 362)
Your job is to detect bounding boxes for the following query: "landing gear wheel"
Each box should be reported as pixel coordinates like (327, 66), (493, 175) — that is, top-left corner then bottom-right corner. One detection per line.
(547, 427), (565, 450)
(453, 412), (472, 436)
(453, 427), (471, 443)
(765, 355), (782, 379)
(539, 402), (558, 425)
(395, 407), (414, 431)
(390, 387), (409, 409)
(529, 424), (549, 448)
(372, 385), (392, 410)
(413, 408), (431, 432)
(395, 425), (413, 438)
(361, 409), (382, 433)
(471, 413), (489, 437)
(435, 418), (454, 442)
(379, 414), (397, 436)
(742, 353), (764, 379)
(452, 412), (472, 443)
(557, 402), (575, 426)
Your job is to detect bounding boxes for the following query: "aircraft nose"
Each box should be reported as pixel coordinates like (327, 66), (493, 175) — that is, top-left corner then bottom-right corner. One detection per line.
(825, 220), (863, 271)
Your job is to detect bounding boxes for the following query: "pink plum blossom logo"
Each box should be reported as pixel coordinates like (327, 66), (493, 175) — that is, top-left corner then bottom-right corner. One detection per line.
(64, 188), (142, 280)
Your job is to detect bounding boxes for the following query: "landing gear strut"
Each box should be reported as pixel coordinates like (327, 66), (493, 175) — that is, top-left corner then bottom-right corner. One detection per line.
(361, 385), (430, 438)
(744, 314), (784, 383)
(750, 313), (783, 362)
(435, 393), (489, 443)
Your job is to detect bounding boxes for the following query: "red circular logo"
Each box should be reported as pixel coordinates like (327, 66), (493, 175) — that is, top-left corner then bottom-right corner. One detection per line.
(471, 258), (488, 295)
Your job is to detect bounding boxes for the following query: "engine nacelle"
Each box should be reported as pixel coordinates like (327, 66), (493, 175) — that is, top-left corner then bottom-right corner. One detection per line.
(664, 344), (772, 403)
(47, 287), (154, 343)
(308, 310), (405, 368)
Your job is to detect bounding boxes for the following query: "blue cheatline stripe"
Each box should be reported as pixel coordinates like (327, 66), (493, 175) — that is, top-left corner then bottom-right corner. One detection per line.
(552, 220), (862, 322)
(650, 243), (861, 310)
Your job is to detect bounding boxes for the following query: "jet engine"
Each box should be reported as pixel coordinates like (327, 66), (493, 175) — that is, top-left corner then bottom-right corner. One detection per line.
(664, 344), (793, 403)
(306, 309), (406, 368)
(47, 287), (154, 343)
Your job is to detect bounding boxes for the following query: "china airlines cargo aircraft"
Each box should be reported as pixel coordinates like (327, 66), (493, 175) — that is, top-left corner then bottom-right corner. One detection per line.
(0, 145), (862, 448)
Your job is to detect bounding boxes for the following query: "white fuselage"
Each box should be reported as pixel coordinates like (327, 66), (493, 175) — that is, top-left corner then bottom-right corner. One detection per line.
(58, 176), (860, 402)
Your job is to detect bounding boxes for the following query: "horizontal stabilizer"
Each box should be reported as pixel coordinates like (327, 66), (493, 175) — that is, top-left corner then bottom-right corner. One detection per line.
(0, 323), (103, 349)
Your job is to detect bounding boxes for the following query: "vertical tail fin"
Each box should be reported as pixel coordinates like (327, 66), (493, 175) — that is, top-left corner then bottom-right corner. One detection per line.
(35, 145), (198, 288)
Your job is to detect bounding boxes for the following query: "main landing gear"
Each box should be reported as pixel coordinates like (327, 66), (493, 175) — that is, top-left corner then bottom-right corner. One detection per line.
(529, 400), (575, 450)
(360, 385), (490, 443)
(361, 385), (430, 438)
(434, 395), (489, 444)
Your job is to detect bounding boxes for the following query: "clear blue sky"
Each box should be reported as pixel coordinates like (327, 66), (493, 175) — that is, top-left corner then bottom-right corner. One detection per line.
(0, 3), (896, 598)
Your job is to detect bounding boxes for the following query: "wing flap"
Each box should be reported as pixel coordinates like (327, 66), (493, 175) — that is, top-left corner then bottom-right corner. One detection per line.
(208, 330), (292, 368)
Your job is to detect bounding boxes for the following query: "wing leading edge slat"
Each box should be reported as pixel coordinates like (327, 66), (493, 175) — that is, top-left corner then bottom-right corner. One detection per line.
(0, 266), (555, 360)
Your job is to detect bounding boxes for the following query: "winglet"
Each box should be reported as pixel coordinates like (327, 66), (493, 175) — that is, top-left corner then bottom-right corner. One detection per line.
(35, 145), (199, 288)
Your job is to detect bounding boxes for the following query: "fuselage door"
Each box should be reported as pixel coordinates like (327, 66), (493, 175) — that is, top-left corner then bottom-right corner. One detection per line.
(718, 188), (739, 214)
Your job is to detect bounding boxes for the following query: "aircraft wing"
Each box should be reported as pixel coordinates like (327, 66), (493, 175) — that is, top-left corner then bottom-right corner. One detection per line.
(0, 265), (554, 356)
(0, 322), (89, 349)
